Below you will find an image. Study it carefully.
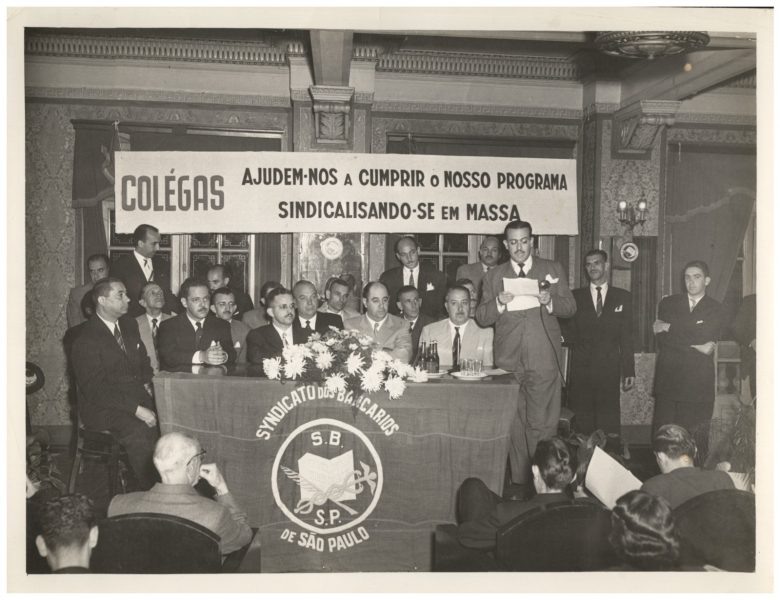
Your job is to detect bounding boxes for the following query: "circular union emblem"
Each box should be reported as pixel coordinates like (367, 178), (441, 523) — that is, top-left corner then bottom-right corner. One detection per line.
(620, 241), (639, 263)
(320, 237), (344, 261)
(271, 418), (383, 535)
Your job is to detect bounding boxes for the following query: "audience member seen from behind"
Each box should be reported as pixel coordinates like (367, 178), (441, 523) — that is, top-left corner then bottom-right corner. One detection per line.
(640, 424), (734, 509)
(35, 493), (98, 573)
(609, 490), (684, 571)
(108, 432), (253, 556)
(455, 437), (578, 551)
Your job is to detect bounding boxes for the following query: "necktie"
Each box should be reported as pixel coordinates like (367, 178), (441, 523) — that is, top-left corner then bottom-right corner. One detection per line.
(595, 286), (603, 318)
(114, 323), (127, 354)
(517, 262), (526, 277)
(151, 318), (159, 346)
(408, 270), (414, 287)
(282, 332), (290, 347)
(195, 320), (203, 348)
(690, 298), (698, 312)
(305, 319), (312, 332)
(452, 326), (461, 367)
(373, 321), (380, 337)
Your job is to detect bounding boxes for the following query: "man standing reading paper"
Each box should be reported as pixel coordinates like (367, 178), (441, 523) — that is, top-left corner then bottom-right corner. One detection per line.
(476, 220), (576, 488)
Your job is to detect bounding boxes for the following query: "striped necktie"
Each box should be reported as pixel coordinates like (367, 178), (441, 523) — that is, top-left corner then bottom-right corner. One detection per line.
(114, 323), (127, 354)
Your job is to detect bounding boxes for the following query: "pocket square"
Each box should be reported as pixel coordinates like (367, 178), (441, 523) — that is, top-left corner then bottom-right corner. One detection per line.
(426, 282), (435, 292)
(545, 274), (560, 284)
(696, 320), (704, 324)
(614, 305), (623, 312)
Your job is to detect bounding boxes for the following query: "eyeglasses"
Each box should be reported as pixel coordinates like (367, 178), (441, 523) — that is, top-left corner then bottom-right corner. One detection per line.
(186, 449), (206, 468)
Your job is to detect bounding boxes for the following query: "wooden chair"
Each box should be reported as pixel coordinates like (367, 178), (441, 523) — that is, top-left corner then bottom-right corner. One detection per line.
(673, 489), (755, 572)
(91, 513), (222, 573)
(67, 413), (129, 498)
(495, 499), (617, 571)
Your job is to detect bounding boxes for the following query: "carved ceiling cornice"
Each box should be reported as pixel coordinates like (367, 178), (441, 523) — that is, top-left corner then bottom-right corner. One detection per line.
(376, 50), (582, 81)
(25, 31), (291, 66)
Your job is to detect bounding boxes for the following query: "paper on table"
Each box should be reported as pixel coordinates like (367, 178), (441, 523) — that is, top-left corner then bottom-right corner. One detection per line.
(503, 277), (541, 311)
(484, 368), (509, 376)
(584, 446), (642, 509)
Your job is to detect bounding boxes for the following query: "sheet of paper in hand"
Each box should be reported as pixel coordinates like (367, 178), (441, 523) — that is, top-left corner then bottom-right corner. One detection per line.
(503, 277), (542, 311)
(585, 446), (642, 509)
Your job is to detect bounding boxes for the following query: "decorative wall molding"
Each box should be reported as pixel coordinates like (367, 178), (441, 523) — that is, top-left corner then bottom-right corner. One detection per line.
(667, 127), (756, 146)
(583, 102), (620, 121)
(372, 117), (579, 154)
(373, 100), (582, 121)
(26, 31), (289, 66)
(352, 45), (382, 61)
(26, 86), (291, 108)
(376, 50), (581, 81)
(310, 85), (354, 145)
(674, 112), (756, 127)
(612, 99), (681, 158)
(723, 70), (756, 89)
(354, 92), (375, 105)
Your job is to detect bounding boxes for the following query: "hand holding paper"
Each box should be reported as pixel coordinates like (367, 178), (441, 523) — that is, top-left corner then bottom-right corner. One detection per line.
(502, 277), (542, 311)
(584, 446), (641, 508)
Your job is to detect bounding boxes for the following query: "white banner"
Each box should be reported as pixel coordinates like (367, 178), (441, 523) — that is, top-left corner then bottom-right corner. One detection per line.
(114, 152), (578, 234)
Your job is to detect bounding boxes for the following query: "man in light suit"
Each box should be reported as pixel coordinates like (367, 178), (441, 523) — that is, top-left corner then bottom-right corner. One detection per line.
(66, 253), (109, 328)
(396, 285), (434, 364)
(344, 282), (412, 363)
(565, 250), (635, 437)
(455, 235), (501, 296)
(135, 282), (172, 374)
(319, 277), (360, 321)
(476, 220), (576, 487)
(108, 432), (253, 556)
(380, 236), (447, 319)
(109, 224), (178, 318)
(211, 287), (250, 364)
(421, 285), (493, 370)
(157, 278), (236, 371)
(246, 287), (295, 369)
(292, 280), (343, 344)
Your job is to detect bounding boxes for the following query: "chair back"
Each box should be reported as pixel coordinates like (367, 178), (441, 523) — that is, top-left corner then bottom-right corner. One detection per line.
(91, 512), (222, 573)
(673, 489), (755, 571)
(495, 499), (616, 571)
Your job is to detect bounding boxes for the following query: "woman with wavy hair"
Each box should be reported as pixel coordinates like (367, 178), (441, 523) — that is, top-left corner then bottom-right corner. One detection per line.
(609, 490), (681, 570)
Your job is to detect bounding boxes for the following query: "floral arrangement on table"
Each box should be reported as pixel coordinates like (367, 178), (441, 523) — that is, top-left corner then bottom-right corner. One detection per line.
(262, 327), (427, 399)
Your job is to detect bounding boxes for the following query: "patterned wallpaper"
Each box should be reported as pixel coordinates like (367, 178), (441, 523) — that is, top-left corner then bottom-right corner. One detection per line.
(599, 119), (662, 237)
(621, 353), (656, 426)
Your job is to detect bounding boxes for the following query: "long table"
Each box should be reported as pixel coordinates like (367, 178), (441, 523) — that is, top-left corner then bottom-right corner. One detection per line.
(153, 367), (519, 572)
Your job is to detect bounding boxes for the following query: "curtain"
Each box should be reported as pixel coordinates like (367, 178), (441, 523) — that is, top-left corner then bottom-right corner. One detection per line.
(665, 147), (756, 302)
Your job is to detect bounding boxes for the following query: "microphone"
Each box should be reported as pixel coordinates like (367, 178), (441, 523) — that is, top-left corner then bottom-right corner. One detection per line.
(539, 280), (551, 292)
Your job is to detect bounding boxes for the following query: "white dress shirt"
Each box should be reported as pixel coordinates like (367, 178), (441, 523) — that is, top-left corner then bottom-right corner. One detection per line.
(590, 282), (608, 311)
(404, 265), (420, 288)
(134, 250), (153, 281)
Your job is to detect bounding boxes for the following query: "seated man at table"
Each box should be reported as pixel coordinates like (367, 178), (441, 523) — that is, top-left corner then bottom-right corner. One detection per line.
(420, 285), (493, 371)
(344, 281), (412, 363)
(211, 287), (250, 364)
(158, 277), (235, 370)
(292, 279), (343, 344)
(108, 432), (253, 556)
(455, 437), (576, 551)
(241, 280), (280, 331)
(206, 263), (254, 321)
(247, 287), (295, 370)
(136, 282), (172, 374)
(640, 424), (734, 509)
(396, 285), (433, 364)
(319, 276), (360, 321)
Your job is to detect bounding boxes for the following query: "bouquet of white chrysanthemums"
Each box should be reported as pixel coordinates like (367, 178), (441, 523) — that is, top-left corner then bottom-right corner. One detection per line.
(262, 327), (428, 399)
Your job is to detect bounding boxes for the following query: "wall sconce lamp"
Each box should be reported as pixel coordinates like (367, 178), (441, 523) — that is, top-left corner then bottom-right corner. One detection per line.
(617, 198), (648, 234)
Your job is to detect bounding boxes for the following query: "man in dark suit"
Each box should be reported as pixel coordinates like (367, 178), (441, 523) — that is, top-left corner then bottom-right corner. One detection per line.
(210, 286), (250, 364)
(565, 250), (635, 437)
(247, 287), (296, 370)
(455, 437), (580, 551)
(70, 277), (159, 490)
(396, 285), (433, 363)
(652, 260), (724, 434)
(157, 278), (236, 371)
(291, 280), (343, 344)
(110, 224), (178, 318)
(380, 236), (447, 319)
(206, 263), (254, 321)
(476, 220), (576, 487)
(66, 253), (109, 328)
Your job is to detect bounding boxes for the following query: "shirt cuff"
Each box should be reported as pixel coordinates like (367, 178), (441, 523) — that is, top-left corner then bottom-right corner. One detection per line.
(546, 300), (554, 314)
(496, 298), (506, 314)
(192, 351), (203, 364)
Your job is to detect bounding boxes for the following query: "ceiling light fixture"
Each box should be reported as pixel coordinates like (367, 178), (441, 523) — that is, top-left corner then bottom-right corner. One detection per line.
(595, 31), (710, 60)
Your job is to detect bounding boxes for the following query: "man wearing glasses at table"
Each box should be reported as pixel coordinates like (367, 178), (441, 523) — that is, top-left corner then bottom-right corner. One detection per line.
(108, 432), (253, 555)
